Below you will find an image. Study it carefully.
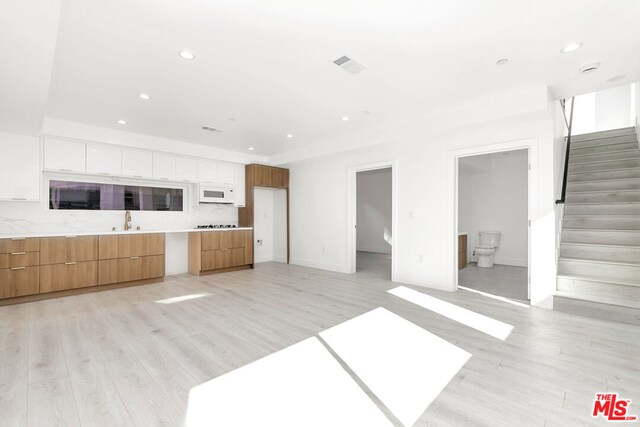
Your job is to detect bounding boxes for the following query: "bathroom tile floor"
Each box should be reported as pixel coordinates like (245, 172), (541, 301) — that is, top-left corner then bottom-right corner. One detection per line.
(458, 262), (529, 302)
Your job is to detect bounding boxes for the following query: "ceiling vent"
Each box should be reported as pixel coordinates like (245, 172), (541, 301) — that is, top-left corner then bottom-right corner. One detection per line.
(201, 126), (223, 133)
(333, 54), (366, 74)
(579, 63), (601, 75)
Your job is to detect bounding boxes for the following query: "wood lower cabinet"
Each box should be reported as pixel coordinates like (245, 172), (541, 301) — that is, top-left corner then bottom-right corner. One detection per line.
(40, 261), (98, 293)
(0, 238), (40, 300)
(189, 230), (253, 275)
(458, 234), (468, 269)
(0, 266), (39, 299)
(40, 236), (98, 265)
(98, 234), (165, 285)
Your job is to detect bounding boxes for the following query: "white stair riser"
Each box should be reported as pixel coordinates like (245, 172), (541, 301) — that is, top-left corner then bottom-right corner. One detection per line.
(558, 259), (640, 284)
(567, 178), (640, 192)
(557, 276), (640, 300)
(563, 216), (640, 230)
(553, 296), (640, 326)
(560, 244), (640, 263)
(571, 142), (639, 156)
(562, 230), (640, 246)
(568, 169), (640, 182)
(572, 127), (636, 142)
(565, 191), (640, 203)
(568, 158), (640, 173)
(564, 203), (640, 215)
(569, 150), (640, 164)
(571, 134), (637, 148)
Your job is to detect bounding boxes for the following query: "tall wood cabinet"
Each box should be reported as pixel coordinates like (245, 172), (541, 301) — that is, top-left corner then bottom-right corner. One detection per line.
(238, 164), (290, 262)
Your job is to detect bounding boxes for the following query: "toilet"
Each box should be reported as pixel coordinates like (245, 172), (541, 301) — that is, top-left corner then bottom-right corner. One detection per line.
(475, 231), (501, 268)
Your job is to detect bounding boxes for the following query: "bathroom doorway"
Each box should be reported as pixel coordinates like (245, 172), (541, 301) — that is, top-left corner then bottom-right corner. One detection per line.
(456, 148), (530, 302)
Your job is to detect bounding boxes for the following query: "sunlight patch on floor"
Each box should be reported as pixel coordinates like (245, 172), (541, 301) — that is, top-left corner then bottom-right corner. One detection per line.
(154, 293), (210, 304)
(185, 337), (393, 427)
(388, 286), (514, 340)
(320, 307), (471, 426)
(458, 285), (530, 308)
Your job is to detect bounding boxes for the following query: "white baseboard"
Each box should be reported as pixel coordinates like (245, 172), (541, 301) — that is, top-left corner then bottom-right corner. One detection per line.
(254, 255), (274, 264)
(289, 257), (349, 273)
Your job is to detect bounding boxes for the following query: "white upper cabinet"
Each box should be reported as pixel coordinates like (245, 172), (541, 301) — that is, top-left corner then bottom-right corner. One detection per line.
(0, 132), (41, 201)
(175, 157), (198, 183)
(86, 143), (122, 176)
(153, 153), (176, 181)
(216, 161), (235, 186)
(44, 138), (86, 173)
(197, 159), (217, 183)
(233, 163), (246, 207)
(198, 159), (235, 186)
(122, 148), (153, 178)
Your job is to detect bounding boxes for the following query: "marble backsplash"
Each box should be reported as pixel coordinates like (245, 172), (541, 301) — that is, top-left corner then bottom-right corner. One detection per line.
(0, 200), (237, 236)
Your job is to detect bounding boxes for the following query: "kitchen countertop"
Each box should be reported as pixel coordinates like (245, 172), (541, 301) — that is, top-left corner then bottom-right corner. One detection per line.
(0, 227), (253, 240)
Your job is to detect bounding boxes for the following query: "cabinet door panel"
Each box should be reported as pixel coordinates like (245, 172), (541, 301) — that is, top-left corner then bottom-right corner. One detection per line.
(176, 157), (198, 183)
(215, 249), (232, 269)
(39, 237), (68, 265)
(40, 236), (98, 264)
(271, 168), (289, 188)
(99, 235), (119, 260)
(98, 259), (119, 285)
(122, 149), (153, 178)
(253, 165), (273, 187)
(0, 132), (41, 201)
(230, 248), (245, 267)
(39, 261), (97, 293)
(86, 143), (122, 176)
(201, 232), (221, 251)
(0, 238), (40, 254)
(201, 250), (216, 271)
(44, 138), (86, 173)
(0, 266), (39, 299)
(117, 255), (164, 282)
(153, 153), (176, 181)
(0, 252), (40, 269)
(243, 231), (253, 265)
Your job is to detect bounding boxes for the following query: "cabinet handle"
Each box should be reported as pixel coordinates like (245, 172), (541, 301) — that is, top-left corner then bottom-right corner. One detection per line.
(98, 172), (110, 175)
(10, 252), (26, 256)
(11, 267), (26, 270)
(59, 168), (72, 172)
(130, 256), (140, 260)
(133, 175), (143, 178)
(11, 197), (27, 201)
(65, 262), (77, 265)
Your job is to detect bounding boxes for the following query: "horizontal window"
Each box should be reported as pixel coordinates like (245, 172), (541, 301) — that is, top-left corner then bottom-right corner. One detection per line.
(49, 180), (183, 211)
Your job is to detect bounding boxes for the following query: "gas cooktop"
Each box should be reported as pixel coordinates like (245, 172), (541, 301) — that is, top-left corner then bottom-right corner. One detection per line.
(195, 224), (237, 229)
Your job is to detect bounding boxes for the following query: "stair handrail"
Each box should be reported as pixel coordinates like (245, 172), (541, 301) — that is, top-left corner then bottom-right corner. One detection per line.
(556, 96), (575, 205)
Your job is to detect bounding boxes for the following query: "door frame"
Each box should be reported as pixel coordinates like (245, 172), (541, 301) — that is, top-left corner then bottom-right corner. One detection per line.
(346, 160), (397, 281)
(451, 139), (534, 300)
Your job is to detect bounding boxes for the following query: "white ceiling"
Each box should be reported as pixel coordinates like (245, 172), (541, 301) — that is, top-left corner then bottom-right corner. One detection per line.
(3, 0), (640, 156)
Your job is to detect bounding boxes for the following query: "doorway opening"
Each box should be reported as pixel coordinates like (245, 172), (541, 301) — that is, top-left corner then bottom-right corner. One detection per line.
(253, 187), (288, 264)
(347, 161), (396, 281)
(457, 149), (530, 303)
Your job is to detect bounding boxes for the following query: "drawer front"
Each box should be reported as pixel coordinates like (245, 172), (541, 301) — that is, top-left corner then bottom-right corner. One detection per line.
(201, 248), (245, 271)
(98, 259), (119, 285)
(40, 236), (98, 264)
(118, 234), (165, 258)
(99, 235), (119, 260)
(117, 255), (164, 283)
(0, 266), (39, 299)
(39, 261), (98, 293)
(0, 238), (39, 254)
(0, 252), (40, 269)
(202, 232), (232, 250)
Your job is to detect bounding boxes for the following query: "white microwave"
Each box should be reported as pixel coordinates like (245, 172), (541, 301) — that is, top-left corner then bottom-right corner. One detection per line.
(199, 185), (235, 204)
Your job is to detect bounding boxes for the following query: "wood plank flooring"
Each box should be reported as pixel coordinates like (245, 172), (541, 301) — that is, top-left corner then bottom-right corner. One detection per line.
(1, 262), (638, 426)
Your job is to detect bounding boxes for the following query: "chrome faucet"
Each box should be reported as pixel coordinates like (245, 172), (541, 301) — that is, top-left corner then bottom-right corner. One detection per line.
(124, 210), (132, 231)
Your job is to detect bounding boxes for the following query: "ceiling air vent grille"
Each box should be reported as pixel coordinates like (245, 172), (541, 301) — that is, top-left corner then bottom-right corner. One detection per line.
(201, 126), (223, 133)
(333, 54), (366, 74)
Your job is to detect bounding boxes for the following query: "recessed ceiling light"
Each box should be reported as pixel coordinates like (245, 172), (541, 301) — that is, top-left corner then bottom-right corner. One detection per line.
(607, 75), (626, 83)
(579, 62), (601, 74)
(561, 42), (583, 53)
(286, 134), (293, 138)
(138, 93), (151, 100)
(342, 116), (350, 121)
(178, 50), (196, 60)
(248, 147), (254, 151)
(117, 119), (127, 125)
(496, 58), (508, 66)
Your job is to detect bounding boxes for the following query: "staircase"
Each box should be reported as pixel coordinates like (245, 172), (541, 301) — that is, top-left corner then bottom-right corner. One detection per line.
(554, 126), (640, 325)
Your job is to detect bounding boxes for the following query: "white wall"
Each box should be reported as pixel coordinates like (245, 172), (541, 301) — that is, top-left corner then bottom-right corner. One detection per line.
(253, 187), (287, 263)
(357, 168), (392, 254)
(284, 86), (560, 306)
(458, 150), (528, 267)
(572, 84), (635, 135)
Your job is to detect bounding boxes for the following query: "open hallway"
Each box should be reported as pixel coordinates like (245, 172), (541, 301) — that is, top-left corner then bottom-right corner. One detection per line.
(1, 264), (638, 426)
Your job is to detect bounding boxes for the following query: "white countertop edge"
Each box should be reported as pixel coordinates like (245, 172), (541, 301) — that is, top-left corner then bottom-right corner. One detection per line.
(0, 227), (253, 240)
(458, 232), (468, 236)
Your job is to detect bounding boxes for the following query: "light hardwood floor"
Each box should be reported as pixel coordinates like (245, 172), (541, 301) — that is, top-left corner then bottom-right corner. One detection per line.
(1, 262), (639, 426)
(458, 262), (529, 302)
